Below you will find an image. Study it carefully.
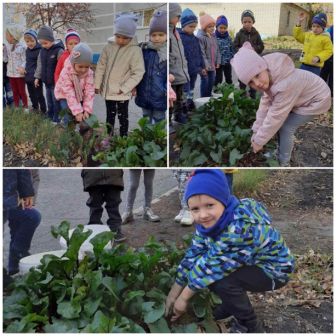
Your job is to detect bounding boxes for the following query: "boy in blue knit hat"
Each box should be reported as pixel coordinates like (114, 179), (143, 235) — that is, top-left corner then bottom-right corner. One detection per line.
(165, 169), (294, 333)
(178, 8), (206, 111)
(214, 15), (235, 86)
(293, 12), (333, 75)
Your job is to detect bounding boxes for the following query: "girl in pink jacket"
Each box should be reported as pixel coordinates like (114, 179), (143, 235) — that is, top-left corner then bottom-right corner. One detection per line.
(55, 43), (94, 125)
(231, 42), (331, 166)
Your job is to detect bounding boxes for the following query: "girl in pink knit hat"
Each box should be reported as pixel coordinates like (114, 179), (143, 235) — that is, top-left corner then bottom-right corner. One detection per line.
(197, 12), (221, 97)
(231, 42), (331, 166)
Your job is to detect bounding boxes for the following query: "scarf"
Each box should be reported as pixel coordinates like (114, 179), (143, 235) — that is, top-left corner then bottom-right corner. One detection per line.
(147, 41), (167, 63)
(196, 195), (240, 239)
(215, 30), (229, 39)
(72, 72), (83, 103)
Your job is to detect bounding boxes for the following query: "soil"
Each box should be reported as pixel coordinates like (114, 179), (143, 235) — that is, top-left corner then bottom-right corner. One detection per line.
(3, 143), (44, 167)
(122, 169), (333, 333)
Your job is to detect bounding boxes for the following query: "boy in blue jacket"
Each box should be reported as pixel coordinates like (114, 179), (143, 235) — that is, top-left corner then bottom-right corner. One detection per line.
(178, 8), (206, 111)
(165, 169), (294, 333)
(135, 9), (167, 123)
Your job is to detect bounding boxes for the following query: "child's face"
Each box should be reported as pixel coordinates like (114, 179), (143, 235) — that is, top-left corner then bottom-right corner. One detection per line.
(205, 24), (215, 34)
(150, 32), (167, 44)
(242, 17), (254, 32)
(66, 39), (79, 52)
(39, 39), (54, 49)
(170, 16), (180, 26)
(188, 195), (225, 228)
(311, 23), (324, 35)
(115, 34), (132, 46)
(74, 63), (90, 76)
(24, 35), (36, 49)
(249, 70), (270, 92)
(217, 24), (228, 34)
(183, 23), (197, 34)
(6, 31), (15, 44)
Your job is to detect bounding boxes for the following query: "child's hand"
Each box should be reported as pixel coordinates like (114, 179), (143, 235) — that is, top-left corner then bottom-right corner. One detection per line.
(165, 283), (183, 317)
(297, 12), (305, 24)
(216, 64), (220, 69)
(34, 79), (40, 88)
(312, 56), (320, 64)
(18, 67), (26, 75)
(19, 197), (34, 209)
(94, 88), (100, 94)
(118, 89), (123, 94)
(201, 69), (207, 76)
(169, 74), (175, 83)
(251, 140), (263, 153)
(171, 296), (188, 322)
(131, 88), (137, 96)
(75, 113), (84, 122)
(83, 111), (90, 119)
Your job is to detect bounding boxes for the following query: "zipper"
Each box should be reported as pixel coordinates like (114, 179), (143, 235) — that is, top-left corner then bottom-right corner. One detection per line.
(103, 45), (121, 99)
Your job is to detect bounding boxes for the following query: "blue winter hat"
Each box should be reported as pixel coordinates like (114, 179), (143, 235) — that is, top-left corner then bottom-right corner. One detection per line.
(184, 169), (231, 207)
(181, 8), (198, 28)
(216, 15), (228, 27)
(24, 29), (38, 42)
(312, 13), (327, 29)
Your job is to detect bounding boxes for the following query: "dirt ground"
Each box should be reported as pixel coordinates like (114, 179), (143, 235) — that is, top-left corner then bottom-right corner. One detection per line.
(122, 169), (333, 333)
(3, 143), (44, 167)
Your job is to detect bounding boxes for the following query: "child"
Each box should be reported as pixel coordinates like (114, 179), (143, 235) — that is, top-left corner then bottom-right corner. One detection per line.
(197, 12), (221, 98)
(81, 169), (126, 242)
(55, 43), (95, 125)
(165, 169), (294, 333)
(54, 28), (80, 83)
(5, 25), (28, 110)
(122, 169), (160, 224)
(230, 42), (331, 166)
(3, 44), (14, 108)
(95, 13), (145, 136)
(178, 8), (206, 111)
(293, 12), (333, 76)
(34, 25), (64, 123)
(135, 9), (167, 123)
(215, 15), (235, 86)
(169, 74), (177, 108)
(234, 10), (264, 99)
(169, 3), (190, 124)
(320, 25), (333, 96)
(23, 29), (46, 114)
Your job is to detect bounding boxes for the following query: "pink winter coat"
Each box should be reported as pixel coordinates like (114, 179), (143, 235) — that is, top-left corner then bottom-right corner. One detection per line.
(252, 53), (331, 147)
(54, 59), (95, 116)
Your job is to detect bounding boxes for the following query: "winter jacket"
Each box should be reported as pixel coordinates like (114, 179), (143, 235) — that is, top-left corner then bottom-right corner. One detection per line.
(178, 28), (205, 76)
(135, 42), (167, 111)
(196, 30), (221, 71)
(216, 34), (235, 65)
(169, 25), (189, 85)
(81, 169), (124, 191)
(54, 59), (95, 116)
(34, 40), (64, 86)
(252, 53), (331, 147)
(234, 27), (264, 54)
(293, 26), (333, 68)
(5, 42), (26, 78)
(54, 49), (70, 83)
(94, 36), (145, 101)
(3, 170), (34, 211)
(25, 43), (41, 83)
(176, 198), (295, 291)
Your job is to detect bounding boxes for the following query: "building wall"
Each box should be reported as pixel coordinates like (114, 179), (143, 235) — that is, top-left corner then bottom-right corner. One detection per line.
(3, 3), (26, 40)
(278, 3), (309, 36)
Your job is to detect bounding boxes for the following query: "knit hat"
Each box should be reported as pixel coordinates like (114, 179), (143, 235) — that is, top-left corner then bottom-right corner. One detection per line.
(6, 24), (24, 42)
(312, 13), (327, 29)
(199, 12), (215, 30)
(65, 28), (80, 44)
(241, 9), (255, 23)
(70, 43), (93, 64)
(184, 169), (231, 207)
(230, 42), (267, 85)
(24, 29), (38, 42)
(149, 9), (167, 34)
(114, 13), (138, 38)
(37, 25), (54, 42)
(216, 15), (228, 27)
(181, 8), (198, 28)
(169, 3), (182, 21)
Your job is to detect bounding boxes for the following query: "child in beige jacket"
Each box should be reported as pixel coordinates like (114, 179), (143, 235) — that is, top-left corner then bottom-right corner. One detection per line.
(94, 13), (145, 136)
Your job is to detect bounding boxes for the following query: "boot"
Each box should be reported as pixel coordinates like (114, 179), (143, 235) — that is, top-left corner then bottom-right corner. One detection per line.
(180, 208), (193, 226)
(143, 207), (160, 222)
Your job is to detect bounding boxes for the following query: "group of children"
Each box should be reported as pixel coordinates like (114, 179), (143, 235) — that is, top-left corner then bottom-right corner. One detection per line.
(4, 9), (167, 136)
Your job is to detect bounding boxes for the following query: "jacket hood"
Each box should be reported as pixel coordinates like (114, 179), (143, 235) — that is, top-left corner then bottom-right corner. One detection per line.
(107, 35), (139, 47)
(28, 43), (41, 51)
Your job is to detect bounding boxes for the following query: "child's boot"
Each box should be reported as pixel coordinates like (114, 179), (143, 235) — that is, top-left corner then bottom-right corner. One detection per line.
(242, 318), (265, 333)
(143, 207), (160, 222)
(180, 208), (193, 226)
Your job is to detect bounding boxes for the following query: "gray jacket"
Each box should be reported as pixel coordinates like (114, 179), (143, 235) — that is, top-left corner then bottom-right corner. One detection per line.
(169, 25), (189, 85)
(197, 30), (221, 71)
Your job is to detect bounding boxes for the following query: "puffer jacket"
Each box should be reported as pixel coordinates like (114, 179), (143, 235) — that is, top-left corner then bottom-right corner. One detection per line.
(25, 43), (41, 82)
(81, 169), (124, 191)
(6, 42), (26, 78)
(234, 27), (264, 54)
(176, 198), (295, 291)
(135, 42), (167, 111)
(252, 53), (331, 147)
(293, 26), (333, 68)
(197, 30), (221, 71)
(94, 36), (145, 101)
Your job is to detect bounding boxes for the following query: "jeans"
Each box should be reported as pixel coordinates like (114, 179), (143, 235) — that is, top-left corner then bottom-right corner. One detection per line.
(142, 108), (165, 124)
(7, 207), (41, 274)
(278, 112), (315, 166)
(173, 169), (192, 208)
(45, 84), (60, 122)
(183, 72), (198, 100)
(59, 99), (71, 125)
(215, 64), (233, 86)
(105, 100), (129, 136)
(200, 70), (216, 97)
(3, 80), (14, 108)
(300, 63), (321, 76)
(26, 81), (46, 113)
(170, 84), (185, 122)
(86, 185), (122, 231)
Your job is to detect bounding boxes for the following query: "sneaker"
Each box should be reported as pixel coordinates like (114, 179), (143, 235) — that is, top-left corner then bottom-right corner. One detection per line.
(180, 209), (193, 226)
(174, 209), (184, 223)
(229, 319), (248, 333)
(114, 231), (127, 242)
(143, 207), (160, 222)
(122, 211), (134, 224)
(23, 108), (30, 114)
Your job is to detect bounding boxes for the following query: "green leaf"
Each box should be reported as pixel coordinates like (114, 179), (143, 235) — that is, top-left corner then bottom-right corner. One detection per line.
(124, 290), (145, 303)
(51, 220), (70, 243)
(146, 288), (166, 302)
(229, 148), (244, 166)
(57, 300), (81, 319)
(64, 225), (92, 260)
(190, 152), (208, 166)
(147, 317), (171, 333)
(143, 302), (165, 324)
(201, 319), (221, 332)
(91, 310), (115, 332)
(83, 296), (102, 317)
(85, 114), (99, 128)
(171, 322), (198, 333)
(192, 301), (206, 318)
(89, 231), (114, 257)
(44, 319), (79, 333)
